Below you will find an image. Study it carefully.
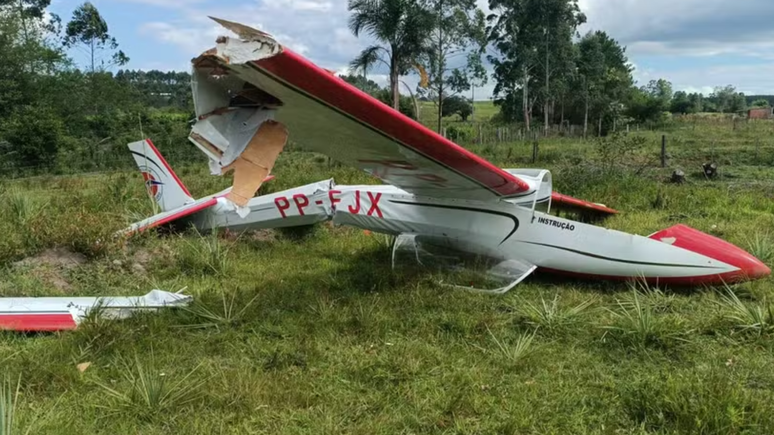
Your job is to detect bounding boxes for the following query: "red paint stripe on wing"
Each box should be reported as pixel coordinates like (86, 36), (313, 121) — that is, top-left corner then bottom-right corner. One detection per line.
(0, 313), (77, 332)
(254, 50), (530, 197)
(145, 139), (192, 197)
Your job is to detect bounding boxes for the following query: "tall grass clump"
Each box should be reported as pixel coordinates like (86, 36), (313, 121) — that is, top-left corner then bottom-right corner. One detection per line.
(93, 354), (206, 421)
(746, 232), (774, 265)
(603, 289), (690, 348)
(0, 376), (20, 435)
(487, 327), (536, 365)
(513, 294), (595, 334)
(716, 286), (774, 337)
(176, 229), (235, 276)
(178, 288), (259, 330)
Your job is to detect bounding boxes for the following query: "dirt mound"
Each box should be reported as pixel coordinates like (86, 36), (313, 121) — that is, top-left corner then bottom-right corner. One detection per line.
(13, 247), (87, 269)
(11, 248), (87, 292)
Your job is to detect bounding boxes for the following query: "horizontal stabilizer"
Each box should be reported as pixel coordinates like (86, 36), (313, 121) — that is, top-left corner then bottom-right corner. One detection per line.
(551, 192), (618, 216)
(121, 197), (219, 235)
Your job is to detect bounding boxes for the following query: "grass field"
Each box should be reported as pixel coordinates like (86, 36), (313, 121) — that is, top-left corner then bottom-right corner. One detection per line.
(0, 117), (774, 434)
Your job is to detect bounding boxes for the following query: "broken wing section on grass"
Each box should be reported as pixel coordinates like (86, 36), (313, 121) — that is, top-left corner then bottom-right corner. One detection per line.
(0, 290), (192, 332)
(188, 17), (536, 214)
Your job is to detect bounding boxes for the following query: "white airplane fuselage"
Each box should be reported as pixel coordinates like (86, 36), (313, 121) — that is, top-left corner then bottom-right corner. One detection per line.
(184, 179), (769, 287)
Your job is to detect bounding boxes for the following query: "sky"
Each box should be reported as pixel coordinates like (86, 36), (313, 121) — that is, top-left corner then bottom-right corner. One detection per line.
(48, 0), (774, 99)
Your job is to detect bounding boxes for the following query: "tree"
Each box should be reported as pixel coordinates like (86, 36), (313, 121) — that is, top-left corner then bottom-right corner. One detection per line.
(670, 91), (691, 114)
(418, 0), (486, 131)
(752, 99), (771, 108)
(348, 0), (432, 110)
(441, 95), (473, 120)
(573, 31), (631, 136)
(488, 0), (585, 131)
(688, 93), (704, 113)
(626, 79), (673, 126)
(710, 85), (746, 114)
(339, 74), (382, 94)
(63, 2), (128, 72)
(644, 79), (673, 111)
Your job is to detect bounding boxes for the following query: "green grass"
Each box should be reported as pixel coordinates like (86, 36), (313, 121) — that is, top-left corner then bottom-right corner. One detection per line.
(0, 117), (773, 433)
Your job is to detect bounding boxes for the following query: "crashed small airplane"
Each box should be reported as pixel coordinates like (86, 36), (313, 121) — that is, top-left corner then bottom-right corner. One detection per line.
(124, 17), (769, 291)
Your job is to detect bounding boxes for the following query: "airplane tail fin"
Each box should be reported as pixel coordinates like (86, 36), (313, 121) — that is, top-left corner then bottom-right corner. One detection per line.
(128, 139), (194, 212)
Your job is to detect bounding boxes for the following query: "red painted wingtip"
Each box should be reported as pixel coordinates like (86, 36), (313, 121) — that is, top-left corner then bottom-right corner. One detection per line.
(551, 192), (618, 215)
(649, 224), (771, 284)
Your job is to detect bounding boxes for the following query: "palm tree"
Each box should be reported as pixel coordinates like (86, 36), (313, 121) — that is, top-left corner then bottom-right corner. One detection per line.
(348, 0), (431, 110)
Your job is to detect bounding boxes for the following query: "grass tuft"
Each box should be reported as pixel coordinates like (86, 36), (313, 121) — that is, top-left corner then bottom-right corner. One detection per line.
(176, 229), (235, 276)
(92, 354), (206, 421)
(0, 375), (20, 435)
(716, 286), (774, 336)
(603, 289), (690, 348)
(177, 289), (259, 330)
(746, 232), (774, 265)
(513, 293), (595, 333)
(487, 326), (536, 364)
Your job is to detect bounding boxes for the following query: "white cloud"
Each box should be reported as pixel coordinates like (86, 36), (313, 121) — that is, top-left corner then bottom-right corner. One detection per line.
(579, 0), (774, 58)
(271, 0), (333, 12)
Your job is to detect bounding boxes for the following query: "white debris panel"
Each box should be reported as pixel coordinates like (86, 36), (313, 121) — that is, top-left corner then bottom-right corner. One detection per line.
(0, 290), (192, 332)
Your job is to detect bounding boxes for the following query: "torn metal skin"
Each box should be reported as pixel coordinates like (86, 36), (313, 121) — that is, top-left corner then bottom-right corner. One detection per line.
(188, 18), (286, 209)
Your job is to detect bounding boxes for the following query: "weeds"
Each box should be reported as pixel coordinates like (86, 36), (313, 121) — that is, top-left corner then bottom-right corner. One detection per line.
(487, 326), (536, 364)
(716, 286), (774, 336)
(92, 354), (206, 421)
(746, 232), (774, 265)
(0, 376), (20, 435)
(178, 289), (259, 330)
(5, 190), (47, 228)
(603, 290), (690, 348)
(513, 294), (595, 333)
(177, 229), (235, 276)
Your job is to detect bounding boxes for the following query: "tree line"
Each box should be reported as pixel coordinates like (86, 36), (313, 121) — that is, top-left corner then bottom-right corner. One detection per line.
(0, 1), (195, 174)
(345, 0), (769, 135)
(0, 0), (771, 174)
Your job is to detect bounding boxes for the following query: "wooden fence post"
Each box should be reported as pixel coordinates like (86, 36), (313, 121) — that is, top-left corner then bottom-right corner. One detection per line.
(532, 140), (539, 163)
(661, 135), (667, 168)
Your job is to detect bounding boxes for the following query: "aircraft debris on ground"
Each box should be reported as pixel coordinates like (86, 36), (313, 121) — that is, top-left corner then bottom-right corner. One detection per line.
(0, 289), (191, 332)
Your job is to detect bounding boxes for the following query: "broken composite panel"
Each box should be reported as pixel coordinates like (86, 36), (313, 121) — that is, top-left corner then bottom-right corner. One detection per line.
(124, 16), (770, 291)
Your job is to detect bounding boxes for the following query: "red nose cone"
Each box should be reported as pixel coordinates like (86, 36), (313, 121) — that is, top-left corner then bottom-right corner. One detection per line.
(649, 225), (771, 284)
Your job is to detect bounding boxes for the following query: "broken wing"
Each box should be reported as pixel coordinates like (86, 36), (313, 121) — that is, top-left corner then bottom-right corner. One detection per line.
(188, 17), (533, 203)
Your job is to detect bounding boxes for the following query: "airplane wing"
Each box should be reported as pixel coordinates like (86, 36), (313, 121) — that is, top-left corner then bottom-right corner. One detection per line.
(188, 17), (533, 203)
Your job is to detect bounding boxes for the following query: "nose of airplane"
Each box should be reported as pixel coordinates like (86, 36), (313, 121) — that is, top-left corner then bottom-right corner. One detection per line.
(649, 224), (771, 284)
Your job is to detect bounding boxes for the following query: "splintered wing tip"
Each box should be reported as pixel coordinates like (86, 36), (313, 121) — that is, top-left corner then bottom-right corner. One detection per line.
(208, 16), (274, 41)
